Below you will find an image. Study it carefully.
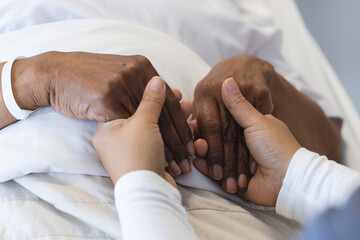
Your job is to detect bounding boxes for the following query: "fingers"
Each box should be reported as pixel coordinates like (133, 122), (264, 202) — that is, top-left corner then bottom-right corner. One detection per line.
(158, 107), (191, 174)
(221, 78), (263, 129)
(164, 83), (195, 156)
(189, 120), (200, 139)
(193, 139), (209, 176)
(172, 88), (182, 101)
(135, 76), (166, 122)
(165, 145), (182, 177)
(237, 128), (250, 190)
(250, 156), (258, 175)
(137, 77), (192, 174)
(194, 138), (208, 158)
(163, 172), (178, 189)
(218, 101), (239, 193)
(173, 88), (193, 119)
(196, 97), (224, 180)
(180, 100), (193, 120)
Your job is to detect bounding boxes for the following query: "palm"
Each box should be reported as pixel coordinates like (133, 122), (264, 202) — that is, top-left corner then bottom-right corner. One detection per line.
(239, 167), (280, 207)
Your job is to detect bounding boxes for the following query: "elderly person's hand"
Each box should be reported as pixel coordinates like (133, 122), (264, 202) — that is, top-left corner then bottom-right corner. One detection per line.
(195, 78), (301, 206)
(10, 52), (194, 175)
(92, 76), (179, 187)
(193, 55), (274, 193)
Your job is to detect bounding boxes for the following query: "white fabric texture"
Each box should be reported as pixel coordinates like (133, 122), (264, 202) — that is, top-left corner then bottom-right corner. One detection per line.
(0, 0), (358, 239)
(0, 18), (300, 240)
(0, 0), (342, 120)
(276, 148), (360, 224)
(115, 171), (197, 240)
(0, 18), (268, 209)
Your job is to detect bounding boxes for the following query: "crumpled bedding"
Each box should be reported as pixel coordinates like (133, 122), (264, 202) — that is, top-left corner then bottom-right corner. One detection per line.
(1, 0), (359, 239)
(0, 19), (299, 239)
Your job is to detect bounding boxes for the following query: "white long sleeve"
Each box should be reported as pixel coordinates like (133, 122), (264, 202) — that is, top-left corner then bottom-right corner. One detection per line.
(114, 170), (198, 240)
(276, 148), (360, 224)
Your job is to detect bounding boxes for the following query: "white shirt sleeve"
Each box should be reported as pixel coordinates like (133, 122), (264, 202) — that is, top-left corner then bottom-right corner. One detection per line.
(276, 148), (360, 224)
(114, 170), (198, 240)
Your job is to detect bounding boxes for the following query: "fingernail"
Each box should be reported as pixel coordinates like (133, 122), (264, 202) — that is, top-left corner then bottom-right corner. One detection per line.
(170, 161), (182, 176)
(149, 76), (164, 90)
(226, 177), (238, 193)
(180, 160), (191, 174)
(250, 160), (258, 174)
(187, 141), (195, 156)
(211, 165), (223, 180)
(238, 174), (248, 189)
(167, 167), (175, 177)
(225, 77), (238, 93)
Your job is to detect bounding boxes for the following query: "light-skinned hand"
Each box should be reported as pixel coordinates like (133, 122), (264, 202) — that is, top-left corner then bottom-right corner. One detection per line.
(194, 77), (301, 206)
(92, 76), (185, 187)
(193, 55), (275, 192)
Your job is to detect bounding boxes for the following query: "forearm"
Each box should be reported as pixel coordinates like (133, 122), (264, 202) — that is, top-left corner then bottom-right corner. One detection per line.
(0, 56), (50, 129)
(276, 148), (360, 223)
(270, 74), (342, 161)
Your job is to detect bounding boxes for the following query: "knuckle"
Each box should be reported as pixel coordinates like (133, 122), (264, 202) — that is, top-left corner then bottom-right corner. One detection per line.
(207, 149), (223, 164)
(253, 88), (272, 113)
(133, 55), (151, 65)
(195, 80), (216, 96)
(223, 123), (237, 143)
(255, 87), (270, 102)
(237, 148), (249, 167)
(202, 119), (221, 136)
(165, 94), (181, 111)
(224, 161), (236, 173)
(261, 61), (275, 73)
(158, 109), (172, 131)
(123, 62), (138, 73)
(171, 143), (187, 161)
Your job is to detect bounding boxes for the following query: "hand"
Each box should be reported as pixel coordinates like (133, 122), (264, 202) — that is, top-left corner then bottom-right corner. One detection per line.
(195, 78), (301, 206)
(12, 52), (194, 175)
(93, 76), (177, 187)
(193, 55), (275, 193)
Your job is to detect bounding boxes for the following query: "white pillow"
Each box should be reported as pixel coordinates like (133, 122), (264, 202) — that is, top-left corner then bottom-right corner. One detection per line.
(0, 19), (210, 182)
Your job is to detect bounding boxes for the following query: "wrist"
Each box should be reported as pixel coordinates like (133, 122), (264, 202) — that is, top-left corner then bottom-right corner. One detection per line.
(275, 145), (301, 199)
(12, 54), (51, 110)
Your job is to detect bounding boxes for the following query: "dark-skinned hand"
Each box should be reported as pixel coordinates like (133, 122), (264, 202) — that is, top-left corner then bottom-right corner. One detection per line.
(193, 55), (275, 193)
(16, 51), (194, 175)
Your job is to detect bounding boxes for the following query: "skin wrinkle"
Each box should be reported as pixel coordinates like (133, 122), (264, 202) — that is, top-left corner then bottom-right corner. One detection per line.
(195, 55), (327, 194)
(0, 52), (193, 174)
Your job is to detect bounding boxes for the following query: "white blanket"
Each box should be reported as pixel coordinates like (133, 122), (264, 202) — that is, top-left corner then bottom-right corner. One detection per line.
(0, 18), (301, 239)
(1, 0), (359, 239)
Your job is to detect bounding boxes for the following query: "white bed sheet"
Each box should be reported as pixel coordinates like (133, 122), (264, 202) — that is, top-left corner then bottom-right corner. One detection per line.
(0, 0), (359, 239)
(0, 19), (299, 239)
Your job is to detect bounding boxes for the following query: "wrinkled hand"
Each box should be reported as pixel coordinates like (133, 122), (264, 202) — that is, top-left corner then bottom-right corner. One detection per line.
(31, 52), (194, 175)
(93, 77), (176, 187)
(193, 55), (275, 193)
(196, 78), (301, 206)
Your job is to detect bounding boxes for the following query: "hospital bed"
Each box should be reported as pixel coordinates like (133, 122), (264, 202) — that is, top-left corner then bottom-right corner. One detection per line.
(0, 0), (359, 239)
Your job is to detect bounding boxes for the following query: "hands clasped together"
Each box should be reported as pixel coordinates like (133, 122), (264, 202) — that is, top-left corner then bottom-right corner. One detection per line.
(11, 52), (193, 176)
(9, 52), (302, 206)
(93, 75), (301, 207)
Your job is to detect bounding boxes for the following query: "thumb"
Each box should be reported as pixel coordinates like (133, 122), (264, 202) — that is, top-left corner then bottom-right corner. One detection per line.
(221, 78), (263, 129)
(135, 76), (166, 122)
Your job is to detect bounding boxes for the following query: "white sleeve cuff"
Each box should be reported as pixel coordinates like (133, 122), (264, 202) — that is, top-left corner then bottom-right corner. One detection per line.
(114, 170), (197, 240)
(276, 148), (360, 224)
